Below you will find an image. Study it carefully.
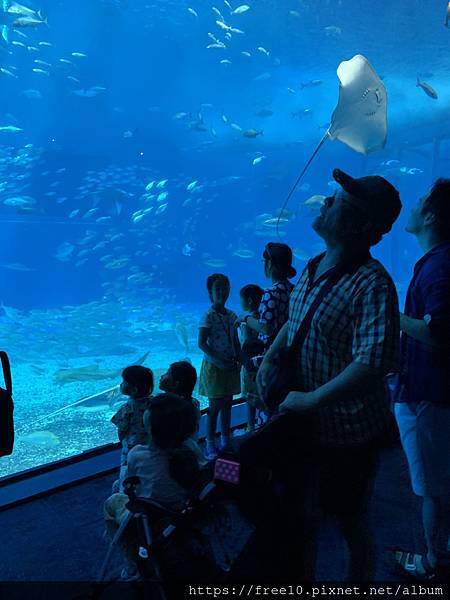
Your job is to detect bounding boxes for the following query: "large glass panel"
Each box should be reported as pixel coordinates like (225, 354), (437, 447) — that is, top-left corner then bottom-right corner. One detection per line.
(0, 0), (446, 476)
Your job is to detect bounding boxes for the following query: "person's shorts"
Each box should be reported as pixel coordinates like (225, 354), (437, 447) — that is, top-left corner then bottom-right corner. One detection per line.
(395, 401), (450, 497)
(312, 441), (380, 518)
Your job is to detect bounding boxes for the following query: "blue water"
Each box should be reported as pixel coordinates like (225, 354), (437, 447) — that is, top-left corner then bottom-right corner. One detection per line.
(0, 0), (447, 476)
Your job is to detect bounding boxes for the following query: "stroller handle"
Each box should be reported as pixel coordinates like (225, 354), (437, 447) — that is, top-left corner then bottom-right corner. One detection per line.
(0, 351), (12, 395)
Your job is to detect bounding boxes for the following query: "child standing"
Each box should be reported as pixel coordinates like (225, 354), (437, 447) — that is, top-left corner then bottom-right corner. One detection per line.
(111, 365), (154, 492)
(235, 284), (264, 431)
(198, 273), (241, 459)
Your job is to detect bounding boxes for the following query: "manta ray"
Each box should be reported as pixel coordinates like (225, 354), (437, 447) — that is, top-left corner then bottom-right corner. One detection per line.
(277, 54), (387, 233)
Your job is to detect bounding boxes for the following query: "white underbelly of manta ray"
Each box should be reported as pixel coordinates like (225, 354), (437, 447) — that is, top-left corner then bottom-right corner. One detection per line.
(276, 54), (388, 234)
(361, 87), (384, 117)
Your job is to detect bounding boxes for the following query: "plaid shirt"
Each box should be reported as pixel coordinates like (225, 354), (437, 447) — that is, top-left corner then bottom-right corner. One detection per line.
(288, 253), (400, 446)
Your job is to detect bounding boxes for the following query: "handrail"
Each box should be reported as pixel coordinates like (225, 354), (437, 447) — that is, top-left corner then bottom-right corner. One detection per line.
(0, 402), (248, 510)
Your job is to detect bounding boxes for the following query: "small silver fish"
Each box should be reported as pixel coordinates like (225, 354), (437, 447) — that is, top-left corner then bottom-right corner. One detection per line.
(416, 77), (438, 99)
(13, 15), (48, 28)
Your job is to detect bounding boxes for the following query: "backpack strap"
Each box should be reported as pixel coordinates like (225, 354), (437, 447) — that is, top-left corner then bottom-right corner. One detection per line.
(290, 267), (346, 355)
(0, 351), (12, 395)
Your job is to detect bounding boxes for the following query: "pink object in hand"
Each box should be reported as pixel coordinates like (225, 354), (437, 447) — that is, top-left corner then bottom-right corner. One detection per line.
(214, 458), (241, 484)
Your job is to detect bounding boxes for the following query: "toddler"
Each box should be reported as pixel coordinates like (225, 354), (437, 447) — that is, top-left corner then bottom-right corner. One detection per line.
(236, 284), (264, 430)
(159, 360), (201, 427)
(111, 365), (154, 491)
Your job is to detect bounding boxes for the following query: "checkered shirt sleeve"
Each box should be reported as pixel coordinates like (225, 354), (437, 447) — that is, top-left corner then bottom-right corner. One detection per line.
(352, 275), (400, 374)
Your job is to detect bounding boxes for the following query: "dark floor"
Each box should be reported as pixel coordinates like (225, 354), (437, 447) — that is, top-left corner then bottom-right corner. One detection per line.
(0, 444), (437, 583)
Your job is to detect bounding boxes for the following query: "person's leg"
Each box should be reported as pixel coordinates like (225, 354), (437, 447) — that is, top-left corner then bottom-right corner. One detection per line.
(290, 484), (321, 580)
(246, 402), (256, 430)
(105, 519), (138, 569)
(416, 402), (450, 566)
(422, 495), (443, 568)
(207, 397), (220, 441)
(279, 444), (322, 581)
(104, 494), (138, 575)
(220, 395), (232, 447)
(441, 498), (450, 554)
(390, 402), (448, 576)
(205, 396), (221, 457)
(339, 512), (375, 581)
(105, 518), (119, 541)
(324, 442), (379, 581)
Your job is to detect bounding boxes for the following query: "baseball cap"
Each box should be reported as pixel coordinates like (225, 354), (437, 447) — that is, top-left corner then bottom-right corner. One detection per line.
(332, 168), (402, 233)
(264, 243), (297, 279)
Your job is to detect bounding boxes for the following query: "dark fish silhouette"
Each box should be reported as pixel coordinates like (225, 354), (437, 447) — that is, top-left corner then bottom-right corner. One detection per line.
(416, 77), (438, 99)
(53, 351), (149, 385)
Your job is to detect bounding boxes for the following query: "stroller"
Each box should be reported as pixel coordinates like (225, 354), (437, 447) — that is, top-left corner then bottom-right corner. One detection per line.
(98, 460), (255, 595)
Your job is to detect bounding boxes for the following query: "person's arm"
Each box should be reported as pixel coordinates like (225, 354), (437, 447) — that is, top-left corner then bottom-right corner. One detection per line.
(198, 328), (232, 368)
(264, 321), (288, 360)
(111, 405), (129, 441)
(234, 314), (270, 335)
(245, 290), (275, 337)
(256, 322), (289, 394)
(281, 278), (400, 413)
(281, 362), (380, 412)
(245, 315), (272, 336)
(121, 446), (137, 488)
(400, 314), (435, 345)
(402, 270), (450, 347)
(232, 326), (242, 363)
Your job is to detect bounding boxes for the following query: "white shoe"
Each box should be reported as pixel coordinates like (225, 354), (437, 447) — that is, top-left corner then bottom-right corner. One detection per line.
(204, 440), (218, 460)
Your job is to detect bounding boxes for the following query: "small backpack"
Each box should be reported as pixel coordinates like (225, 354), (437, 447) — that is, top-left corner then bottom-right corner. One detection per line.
(0, 351), (14, 457)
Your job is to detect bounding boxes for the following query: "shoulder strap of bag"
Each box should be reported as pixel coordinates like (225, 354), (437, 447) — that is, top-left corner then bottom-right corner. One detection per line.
(290, 267), (346, 354)
(0, 351), (12, 395)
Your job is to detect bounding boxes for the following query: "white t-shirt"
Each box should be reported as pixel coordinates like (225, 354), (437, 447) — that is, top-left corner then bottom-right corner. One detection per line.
(125, 442), (194, 511)
(199, 307), (238, 362)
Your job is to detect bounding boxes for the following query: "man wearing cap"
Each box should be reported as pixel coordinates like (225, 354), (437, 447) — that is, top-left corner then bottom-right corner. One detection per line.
(257, 169), (401, 580)
(391, 179), (450, 579)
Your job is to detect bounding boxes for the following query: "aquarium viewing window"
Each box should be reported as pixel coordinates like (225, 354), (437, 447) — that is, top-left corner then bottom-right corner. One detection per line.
(0, 0), (447, 478)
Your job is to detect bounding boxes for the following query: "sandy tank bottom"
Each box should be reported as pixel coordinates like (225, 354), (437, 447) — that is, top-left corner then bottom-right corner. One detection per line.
(1, 349), (206, 478)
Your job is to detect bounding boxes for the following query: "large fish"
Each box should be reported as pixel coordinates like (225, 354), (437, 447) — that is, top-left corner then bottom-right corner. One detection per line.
(53, 350), (149, 385)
